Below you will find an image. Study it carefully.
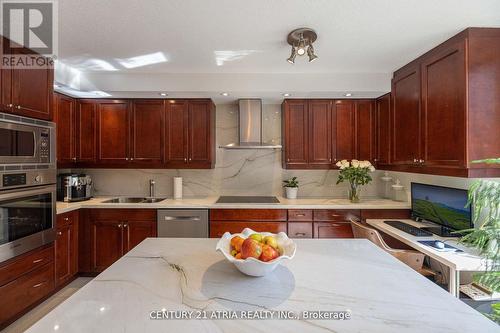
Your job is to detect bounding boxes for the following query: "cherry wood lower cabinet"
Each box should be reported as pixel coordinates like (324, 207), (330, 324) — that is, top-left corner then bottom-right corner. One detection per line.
(55, 211), (79, 287)
(0, 244), (55, 329)
(80, 209), (157, 273)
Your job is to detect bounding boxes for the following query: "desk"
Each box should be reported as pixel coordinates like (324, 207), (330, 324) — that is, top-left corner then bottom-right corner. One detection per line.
(366, 219), (488, 297)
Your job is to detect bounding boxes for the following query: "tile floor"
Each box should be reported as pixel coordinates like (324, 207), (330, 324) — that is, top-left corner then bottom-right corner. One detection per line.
(2, 277), (93, 333)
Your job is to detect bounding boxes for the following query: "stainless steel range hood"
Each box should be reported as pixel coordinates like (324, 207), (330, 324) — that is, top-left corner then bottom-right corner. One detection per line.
(220, 99), (282, 149)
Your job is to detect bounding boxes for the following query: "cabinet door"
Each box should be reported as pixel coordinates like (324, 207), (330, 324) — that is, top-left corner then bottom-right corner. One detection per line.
(76, 101), (97, 163)
(123, 220), (156, 253)
(55, 94), (76, 165)
(91, 220), (123, 272)
(421, 41), (466, 168)
(11, 51), (53, 120)
(131, 100), (164, 164)
(283, 100), (308, 167)
(97, 101), (130, 164)
(332, 100), (356, 161)
(308, 100), (332, 167)
(356, 100), (376, 162)
(55, 224), (73, 287)
(375, 93), (391, 165)
(165, 101), (188, 166)
(314, 222), (353, 238)
(0, 37), (13, 112)
(188, 101), (213, 167)
(391, 66), (421, 165)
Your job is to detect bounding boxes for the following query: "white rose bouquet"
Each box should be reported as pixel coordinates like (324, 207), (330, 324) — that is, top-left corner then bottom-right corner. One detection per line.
(335, 159), (376, 202)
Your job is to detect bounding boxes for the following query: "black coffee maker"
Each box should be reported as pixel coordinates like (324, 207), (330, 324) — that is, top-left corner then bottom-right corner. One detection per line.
(57, 173), (93, 202)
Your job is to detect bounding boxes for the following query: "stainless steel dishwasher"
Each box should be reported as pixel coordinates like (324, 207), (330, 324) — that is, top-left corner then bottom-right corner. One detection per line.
(157, 210), (209, 238)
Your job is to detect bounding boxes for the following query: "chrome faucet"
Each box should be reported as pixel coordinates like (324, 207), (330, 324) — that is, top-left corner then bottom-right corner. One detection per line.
(149, 179), (155, 198)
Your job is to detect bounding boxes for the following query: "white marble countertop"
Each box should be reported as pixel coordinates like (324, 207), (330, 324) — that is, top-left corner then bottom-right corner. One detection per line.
(27, 238), (498, 332)
(56, 196), (410, 214)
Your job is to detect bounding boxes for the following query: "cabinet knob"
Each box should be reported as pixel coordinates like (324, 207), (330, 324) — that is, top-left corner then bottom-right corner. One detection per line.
(64, 217), (69, 221)
(118, 224), (122, 228)
(7, 104), (13, 108)
(123, 224), (128, 228)
(57, 231), (62, 236)
(413, 158), (418, 163)
(16, 105), (21, 109)
(125, 158), (129, 161)
(184, 158), (187, 162)
(72, 157), (77, 162)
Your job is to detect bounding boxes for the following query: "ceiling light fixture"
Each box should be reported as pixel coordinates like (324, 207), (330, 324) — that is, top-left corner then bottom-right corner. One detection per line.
(282, 93), (291, 97)
(221, 92), (229, 96)
(286, 28), (318, 64)
(159, 92), (168, 96)
(344, 93), (352, 97)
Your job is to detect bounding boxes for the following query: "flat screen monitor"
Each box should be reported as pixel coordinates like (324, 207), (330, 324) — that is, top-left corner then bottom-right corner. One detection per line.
(411, 183), (472, 231)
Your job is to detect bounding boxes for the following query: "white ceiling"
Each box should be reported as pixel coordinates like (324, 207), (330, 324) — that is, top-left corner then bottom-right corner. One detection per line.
(55, 0), (500, 101)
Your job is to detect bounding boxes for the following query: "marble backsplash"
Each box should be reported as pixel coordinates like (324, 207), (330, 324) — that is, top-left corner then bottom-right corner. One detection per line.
(73, 103), (382, 198)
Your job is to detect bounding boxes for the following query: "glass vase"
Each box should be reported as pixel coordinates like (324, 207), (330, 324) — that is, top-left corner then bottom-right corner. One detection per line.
(348, 183), (360, 203)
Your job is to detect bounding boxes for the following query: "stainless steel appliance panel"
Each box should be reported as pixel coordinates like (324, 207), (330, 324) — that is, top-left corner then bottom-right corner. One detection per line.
(157, 210), (208, 238)
(0, 185), (56, 262)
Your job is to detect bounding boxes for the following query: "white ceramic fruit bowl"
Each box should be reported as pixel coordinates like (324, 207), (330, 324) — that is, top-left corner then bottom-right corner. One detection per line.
(215, 228), (296, 277)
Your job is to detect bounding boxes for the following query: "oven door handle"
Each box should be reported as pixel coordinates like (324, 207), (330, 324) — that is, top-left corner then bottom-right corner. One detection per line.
(0, 185), (56, 201)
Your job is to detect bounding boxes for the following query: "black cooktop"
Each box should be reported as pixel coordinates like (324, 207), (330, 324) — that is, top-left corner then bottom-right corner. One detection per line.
(216, 196), (280, 204)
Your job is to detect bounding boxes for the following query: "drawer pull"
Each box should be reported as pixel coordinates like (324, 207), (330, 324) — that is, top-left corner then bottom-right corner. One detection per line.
(32, 282), (45, 288)
(295, 214), (306, 217)
(64, 217), (69, 221)
(331, 214), (341, 217)
(32, 259), (44, 264)
(295, 232), (307, 236)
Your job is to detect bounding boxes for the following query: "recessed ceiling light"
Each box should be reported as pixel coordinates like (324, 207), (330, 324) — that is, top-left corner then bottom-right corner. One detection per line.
(220, 92), (229, 96)
(344, 93), (352, 97)
(282, 93), (291, 97)
(159, 92), (168, 96)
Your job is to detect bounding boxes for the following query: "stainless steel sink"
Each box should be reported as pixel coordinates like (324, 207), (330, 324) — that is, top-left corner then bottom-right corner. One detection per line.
(102, 197), (166, 204)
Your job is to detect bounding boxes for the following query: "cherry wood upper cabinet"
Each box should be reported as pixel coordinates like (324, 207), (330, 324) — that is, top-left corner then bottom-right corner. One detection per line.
(308, 100), (332, 167)
(332, 100), (356, 162)
(164, 99), (215, 168)
(0, 37), (53, 120)
(421, 40), (466, 168)
(384, 28), (500, 177)
(355, 100), (376, 163)
(54, 93), (76, 166)
(375, 93), (391, 166)
(164, 100), (189, 166)
(130, 100), (164, 164)
(282, 100), (309, 168)
(391, 64), (421, 165)
(76, 100), (97, 163)
(188, 101), (215, 168)
(96, 100), (130, 164)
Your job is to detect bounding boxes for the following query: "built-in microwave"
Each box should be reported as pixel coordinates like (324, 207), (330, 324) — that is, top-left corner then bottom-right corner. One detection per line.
(0, 112), (55, 166)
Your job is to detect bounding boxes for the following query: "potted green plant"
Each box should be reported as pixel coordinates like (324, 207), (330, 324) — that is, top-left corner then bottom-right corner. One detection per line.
(336, 159), (375, 203)
(460, 158), (500, 322)
(283, 177), (299, 199)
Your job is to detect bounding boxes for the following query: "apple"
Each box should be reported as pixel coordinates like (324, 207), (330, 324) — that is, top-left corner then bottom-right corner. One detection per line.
(263, 235), (278, 249)
(241, 238), (262, 259)
(249, 233), (263, 243)
(230, 236), (245, 252)
(260, 244), (280, 262)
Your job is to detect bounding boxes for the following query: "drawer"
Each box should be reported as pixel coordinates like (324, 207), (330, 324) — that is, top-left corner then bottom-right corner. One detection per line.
(210, 209), (287, 221)
(0, 261), (55, 325)
(288, 222), (313, 238)
(313, 209), (360, 222)
(89, 209), (156, 221)
(360, 209), (411, 221)
(0, 244), (54, 287)
(288, 209), (312, 221)
(314, 222), (354, 238)
(57, 210), (78, 228)
(210, 221), (287, 238)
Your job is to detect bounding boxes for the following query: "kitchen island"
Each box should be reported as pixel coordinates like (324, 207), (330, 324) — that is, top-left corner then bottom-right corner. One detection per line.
(26, 238), (497, 332)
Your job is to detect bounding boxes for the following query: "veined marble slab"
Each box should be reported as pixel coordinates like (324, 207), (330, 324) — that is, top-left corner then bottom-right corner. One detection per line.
(56, 196), (410, 214)
(26, 239), (498, 332)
